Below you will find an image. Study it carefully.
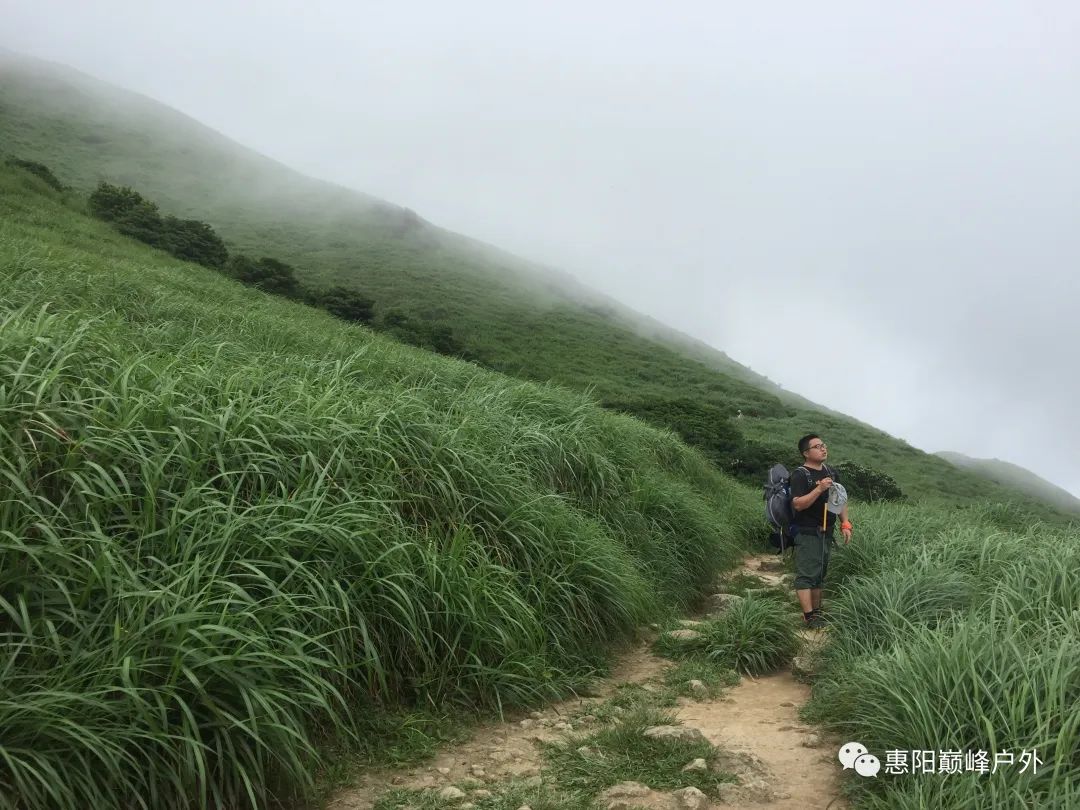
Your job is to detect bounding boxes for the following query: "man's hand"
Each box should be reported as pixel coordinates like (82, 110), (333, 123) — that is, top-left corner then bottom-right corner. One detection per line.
(841, 524), (852, 544)
(817, 477), (834, 492)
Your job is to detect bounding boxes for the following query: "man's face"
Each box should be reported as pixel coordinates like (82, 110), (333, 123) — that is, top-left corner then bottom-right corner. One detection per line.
(804, 438), (828, 462)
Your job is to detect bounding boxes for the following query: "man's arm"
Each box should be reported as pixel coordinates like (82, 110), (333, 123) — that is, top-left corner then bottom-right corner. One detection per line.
(840, 501), (853, 543)
(792, 471), (831, 511)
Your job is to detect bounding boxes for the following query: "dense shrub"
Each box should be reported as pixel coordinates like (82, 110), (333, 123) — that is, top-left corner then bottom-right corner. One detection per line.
(726, 437), (800, 484)
(834, 461), (904, 502)
(88, 181), (164, 244)
(160, 216), (228, 268)
(225, 254), (301, 297)
(377, 308), (469, 358)
(317, 285), (375, 323)
(88, 182), (227, 268)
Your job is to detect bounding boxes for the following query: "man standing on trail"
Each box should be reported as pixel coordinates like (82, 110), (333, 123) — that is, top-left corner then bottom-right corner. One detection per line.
(789, 434), (852, 629)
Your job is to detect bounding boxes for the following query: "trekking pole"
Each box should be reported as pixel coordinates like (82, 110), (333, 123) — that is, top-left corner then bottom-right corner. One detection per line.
(822, 500), (828, 533)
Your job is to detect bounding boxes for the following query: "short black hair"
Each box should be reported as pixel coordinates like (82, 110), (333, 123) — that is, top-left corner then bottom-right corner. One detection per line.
(798, 434), (821, 455)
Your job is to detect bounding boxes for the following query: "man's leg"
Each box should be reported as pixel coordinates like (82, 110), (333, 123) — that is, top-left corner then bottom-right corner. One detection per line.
(812, 540), (831, 614)
(797, 588), (814, 613)
(794, 535), (825, 624)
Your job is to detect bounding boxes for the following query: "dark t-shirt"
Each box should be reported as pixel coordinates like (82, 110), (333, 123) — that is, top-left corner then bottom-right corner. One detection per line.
(789, 464), (840, 536)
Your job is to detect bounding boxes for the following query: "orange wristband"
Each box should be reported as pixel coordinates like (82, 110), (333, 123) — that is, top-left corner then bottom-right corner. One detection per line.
(841, 521), (853, 530)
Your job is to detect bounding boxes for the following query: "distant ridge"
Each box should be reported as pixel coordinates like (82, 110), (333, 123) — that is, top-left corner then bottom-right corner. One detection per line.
(936, 451), (1080, 515)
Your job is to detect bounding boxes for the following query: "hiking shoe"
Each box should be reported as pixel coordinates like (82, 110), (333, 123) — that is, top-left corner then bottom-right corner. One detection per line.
(803, 613), (826, 630)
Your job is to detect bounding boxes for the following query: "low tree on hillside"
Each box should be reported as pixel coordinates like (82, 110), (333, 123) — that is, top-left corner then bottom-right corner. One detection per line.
(89, 181), (230, 269)
(834, 461), (904, 502)
(317, 286), (375, 323)
(727, 438), (800, 485)
(225, 255), (301, 298)
(161, 216), (229, 268)
(88, 181), (165, 245)
(376, 309), (471, 358)
(6, 157), (66, 192)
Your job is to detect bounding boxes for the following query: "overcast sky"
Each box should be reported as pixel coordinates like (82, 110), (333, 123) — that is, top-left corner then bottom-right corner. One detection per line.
(6, 1), (1080, 497)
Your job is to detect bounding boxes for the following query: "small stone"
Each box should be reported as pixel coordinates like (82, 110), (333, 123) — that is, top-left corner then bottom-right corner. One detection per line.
(459, 777), (483, 789)
(437, 786), (466, 802)
(517, 806), (533, 810)
(518, 719), (536, 730)
(529, 710), (543, 719)
(674, 785), (710, 809)
(437, 767), (451, 776)
(717, 783), (740, 803)
(687, 679), (709, 698)
(707, 593), (745, 614)
(469, 765), (486, 777)
(602, 781), (651, 798)
(472, 789), (493, 799)
(643, 725), (708, 744)
(665, 628), (703, 641)
(802, 733), (822, 748)
(779, 701), (795, 707)
(523, 775), (542, 787)
(743, 778), (773, 801)
(554, 721), (572, 731)
(678, 619), (704, 628)
(682, 757), (708, 772)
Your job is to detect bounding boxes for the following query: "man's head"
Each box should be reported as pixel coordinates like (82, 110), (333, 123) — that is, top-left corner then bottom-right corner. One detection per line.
(798, 434), (828, 462)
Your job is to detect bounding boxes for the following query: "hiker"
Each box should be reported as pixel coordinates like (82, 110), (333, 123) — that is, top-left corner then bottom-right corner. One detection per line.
(789, 434), (852, 628)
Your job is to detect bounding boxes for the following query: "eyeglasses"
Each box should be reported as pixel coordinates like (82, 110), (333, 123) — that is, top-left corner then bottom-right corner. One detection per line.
(807, 443), (827, 451)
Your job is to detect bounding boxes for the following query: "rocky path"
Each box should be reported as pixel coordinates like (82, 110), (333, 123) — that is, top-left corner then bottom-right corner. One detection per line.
(327, 554), (846, 810)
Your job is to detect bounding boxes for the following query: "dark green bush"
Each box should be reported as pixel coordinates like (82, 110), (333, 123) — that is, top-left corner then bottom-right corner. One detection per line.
(88, 182), (164, 244)
(317, 286), (375, 323)
(835, 461), (904, 502)
(225, 255), (301, 297)
(161, 216), (228, 268)
(88, 182), (228, 269)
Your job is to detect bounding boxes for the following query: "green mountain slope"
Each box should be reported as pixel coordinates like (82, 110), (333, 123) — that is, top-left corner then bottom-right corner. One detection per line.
(937, 451), (1080, 515)
(0, 162), (763, 808)
(0, 49), (1070, 518)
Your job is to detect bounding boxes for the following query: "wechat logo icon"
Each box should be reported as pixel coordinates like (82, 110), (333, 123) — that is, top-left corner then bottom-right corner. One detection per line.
(839, 742), (880, 777)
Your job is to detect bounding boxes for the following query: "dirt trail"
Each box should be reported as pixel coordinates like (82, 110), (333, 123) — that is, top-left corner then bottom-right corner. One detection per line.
(327, 554), (846, 809)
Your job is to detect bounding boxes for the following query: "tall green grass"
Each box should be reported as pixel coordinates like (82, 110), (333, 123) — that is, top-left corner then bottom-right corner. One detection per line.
(805, 503), (1080, 808)
(0, 176), (760, 808)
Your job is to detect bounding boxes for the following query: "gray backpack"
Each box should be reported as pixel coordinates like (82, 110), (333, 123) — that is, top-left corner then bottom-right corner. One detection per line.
(763, 464), (813, 552)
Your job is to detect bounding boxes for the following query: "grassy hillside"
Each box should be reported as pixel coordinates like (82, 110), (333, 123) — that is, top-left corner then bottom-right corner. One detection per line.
(1, 50), (1071, 519)
(0, 163), (763, 809)
(804, 502), (1080, 808)
(937, 451), (1080, 515)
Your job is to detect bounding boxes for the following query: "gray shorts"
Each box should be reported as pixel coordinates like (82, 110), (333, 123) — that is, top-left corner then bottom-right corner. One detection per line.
(793, 532), (832, 590)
